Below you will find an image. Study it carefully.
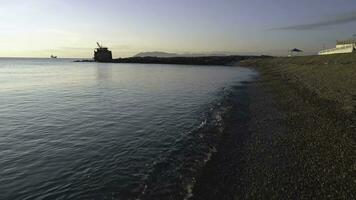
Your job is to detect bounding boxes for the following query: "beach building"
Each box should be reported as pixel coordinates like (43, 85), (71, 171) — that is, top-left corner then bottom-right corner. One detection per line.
(94, 42), (112, 62)
(318, 39), (356, 55)
(288, 48), (303, 57)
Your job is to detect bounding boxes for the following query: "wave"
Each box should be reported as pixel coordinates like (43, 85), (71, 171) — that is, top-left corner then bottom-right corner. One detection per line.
(132, 85), (243, 200)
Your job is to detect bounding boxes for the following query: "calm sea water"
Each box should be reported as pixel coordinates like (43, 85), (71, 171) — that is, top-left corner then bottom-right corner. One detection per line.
(0, 58), (256, 199)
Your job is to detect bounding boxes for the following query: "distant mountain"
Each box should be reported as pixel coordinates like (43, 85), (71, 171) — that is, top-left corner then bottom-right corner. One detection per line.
(134, 51), (230, 58)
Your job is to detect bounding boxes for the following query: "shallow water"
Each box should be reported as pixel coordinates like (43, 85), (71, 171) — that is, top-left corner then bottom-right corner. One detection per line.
(0, 58), (256, 199)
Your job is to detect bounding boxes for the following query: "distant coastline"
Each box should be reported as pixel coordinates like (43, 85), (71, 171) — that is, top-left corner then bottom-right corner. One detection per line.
(75, 55), (270, 66)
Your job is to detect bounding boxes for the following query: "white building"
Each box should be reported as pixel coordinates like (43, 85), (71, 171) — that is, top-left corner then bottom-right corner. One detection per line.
(318, 39), (356, 55)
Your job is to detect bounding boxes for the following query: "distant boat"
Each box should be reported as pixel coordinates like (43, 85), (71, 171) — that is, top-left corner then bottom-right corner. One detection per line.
(50, 55), (58, 59)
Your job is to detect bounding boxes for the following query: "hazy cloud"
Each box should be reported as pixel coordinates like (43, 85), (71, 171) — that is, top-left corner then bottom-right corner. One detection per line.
(275, 11), (356, 30)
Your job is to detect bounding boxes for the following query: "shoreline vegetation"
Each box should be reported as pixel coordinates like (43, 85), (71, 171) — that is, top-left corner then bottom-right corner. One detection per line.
(193, 54), (356, 199)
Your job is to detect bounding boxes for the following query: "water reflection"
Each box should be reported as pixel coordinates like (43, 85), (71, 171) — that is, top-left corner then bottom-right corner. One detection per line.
(95, 63), (113, 81)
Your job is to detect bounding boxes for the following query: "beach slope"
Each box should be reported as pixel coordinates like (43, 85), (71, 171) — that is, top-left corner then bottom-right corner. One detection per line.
(193, 54), (356, 199)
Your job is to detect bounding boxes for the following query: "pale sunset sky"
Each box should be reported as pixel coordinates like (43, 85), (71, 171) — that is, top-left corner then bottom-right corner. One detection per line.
(1, 0), (356, 58)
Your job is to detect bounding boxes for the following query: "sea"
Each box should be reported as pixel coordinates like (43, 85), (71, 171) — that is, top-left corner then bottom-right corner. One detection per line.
(0, 58), (256, 199)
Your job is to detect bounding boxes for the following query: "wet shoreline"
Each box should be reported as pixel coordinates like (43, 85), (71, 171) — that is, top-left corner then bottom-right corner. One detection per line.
(191, 78), (285, 199)
(136, 81), (256, 200)
(191, 82), (253, 199)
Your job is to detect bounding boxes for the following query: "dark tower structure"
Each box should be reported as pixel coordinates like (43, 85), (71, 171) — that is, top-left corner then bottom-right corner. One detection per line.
(94, 42), (113, 62)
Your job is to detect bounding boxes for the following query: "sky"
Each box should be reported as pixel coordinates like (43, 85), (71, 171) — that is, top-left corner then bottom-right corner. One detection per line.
(1, 0), (356, 58)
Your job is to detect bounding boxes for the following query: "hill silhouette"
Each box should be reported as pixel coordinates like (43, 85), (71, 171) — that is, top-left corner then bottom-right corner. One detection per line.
(134, 52), (230, 58)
